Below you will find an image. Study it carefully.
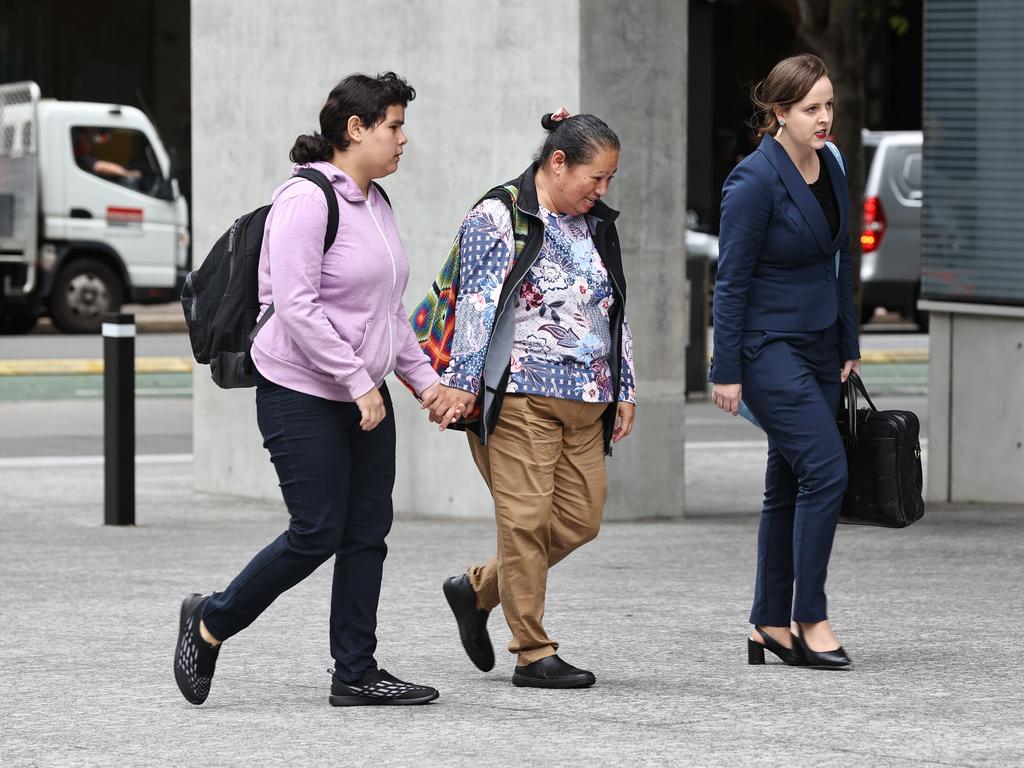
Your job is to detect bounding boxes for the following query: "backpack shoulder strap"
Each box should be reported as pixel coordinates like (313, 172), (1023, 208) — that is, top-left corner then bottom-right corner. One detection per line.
(824, 141), (846, 176)
(480, 184), (529, 260)
(480, 183), (516, 213)
(293, 168), (340, 252)
(370, 181), (392, 208)
(249, 168), (341, 342)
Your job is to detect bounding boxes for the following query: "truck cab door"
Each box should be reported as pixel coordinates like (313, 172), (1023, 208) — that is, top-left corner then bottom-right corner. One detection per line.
(60, 118), (178, 295)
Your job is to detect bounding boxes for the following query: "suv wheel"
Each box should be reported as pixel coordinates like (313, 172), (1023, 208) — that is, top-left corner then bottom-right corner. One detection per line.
(50, 258), (124, 334)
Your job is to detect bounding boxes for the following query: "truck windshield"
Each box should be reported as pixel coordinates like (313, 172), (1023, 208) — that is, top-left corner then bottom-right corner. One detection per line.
(70, 126), (165, 197)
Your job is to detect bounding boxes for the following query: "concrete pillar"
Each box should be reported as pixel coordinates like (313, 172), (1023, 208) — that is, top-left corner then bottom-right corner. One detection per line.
(191, 0), (688, 519)
(922, 304), (1024, 504)
(581, 1), (688, 519)
(925, 311), (951, 502)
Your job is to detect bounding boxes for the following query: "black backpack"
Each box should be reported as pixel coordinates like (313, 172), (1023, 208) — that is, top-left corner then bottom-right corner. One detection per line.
(181, 168), (341, 389)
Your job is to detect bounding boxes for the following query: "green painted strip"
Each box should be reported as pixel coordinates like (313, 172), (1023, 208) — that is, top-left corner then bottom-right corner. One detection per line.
(0, 373), (193, 402)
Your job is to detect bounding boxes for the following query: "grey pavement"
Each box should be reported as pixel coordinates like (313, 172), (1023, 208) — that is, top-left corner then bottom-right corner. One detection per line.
(3, 441), (1023, 767)
(0, 398), (192, 458)
(0, 331), (193, 360)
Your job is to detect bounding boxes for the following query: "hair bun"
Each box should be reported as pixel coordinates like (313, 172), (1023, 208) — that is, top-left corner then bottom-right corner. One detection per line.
(541, 113), (557, 131)
(288, 132), (334, 164)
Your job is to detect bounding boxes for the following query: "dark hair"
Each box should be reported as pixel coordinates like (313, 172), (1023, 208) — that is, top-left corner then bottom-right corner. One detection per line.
(289, 71), (416, 163)
(750, 54), (829, 138)
(534, 113), (620, 166)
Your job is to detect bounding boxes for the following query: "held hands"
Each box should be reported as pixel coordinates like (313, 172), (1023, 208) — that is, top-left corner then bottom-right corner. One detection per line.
(711, 383), (742, 415)
(355, 387), (387, 431)
(841, 359), (861, 382)
(612, 402), (636, 443)
(420, 383), (477, 431)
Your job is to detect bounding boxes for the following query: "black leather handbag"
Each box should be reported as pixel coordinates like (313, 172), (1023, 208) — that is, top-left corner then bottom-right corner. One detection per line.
(837, 373), (925, 528)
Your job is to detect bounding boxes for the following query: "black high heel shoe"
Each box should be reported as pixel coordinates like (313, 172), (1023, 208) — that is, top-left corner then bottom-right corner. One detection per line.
(747, 626), (807, 666)
(793, 625), (851, 668)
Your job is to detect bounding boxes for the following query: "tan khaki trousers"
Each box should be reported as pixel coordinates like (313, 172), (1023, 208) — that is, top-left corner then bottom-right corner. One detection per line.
(466, 394), (609, 665)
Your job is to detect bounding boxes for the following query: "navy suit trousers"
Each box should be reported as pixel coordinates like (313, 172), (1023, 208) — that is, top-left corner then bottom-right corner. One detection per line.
(202, 371), (396, 682)
(740, 323), (847, 625)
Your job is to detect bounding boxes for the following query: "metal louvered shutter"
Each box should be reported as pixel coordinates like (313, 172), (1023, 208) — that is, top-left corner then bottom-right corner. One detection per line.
(921, 0), (1024, 307)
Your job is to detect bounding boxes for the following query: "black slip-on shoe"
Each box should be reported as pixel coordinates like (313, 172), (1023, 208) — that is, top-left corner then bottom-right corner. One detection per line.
(443, 574), (494, 672)
(173, 593), (221, 705)
(328, 668), (439, 706)
(512, 655), (596, 689)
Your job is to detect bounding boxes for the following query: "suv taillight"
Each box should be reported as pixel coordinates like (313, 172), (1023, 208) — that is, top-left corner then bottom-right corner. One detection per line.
(861, 195), (886, 252)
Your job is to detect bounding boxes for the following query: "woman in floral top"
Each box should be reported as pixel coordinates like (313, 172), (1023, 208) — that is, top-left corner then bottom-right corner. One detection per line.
(432, 110), (636, 690)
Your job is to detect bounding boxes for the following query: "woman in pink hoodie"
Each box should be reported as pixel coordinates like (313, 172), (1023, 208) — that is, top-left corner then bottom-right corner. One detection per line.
(174, 73), (442, 707)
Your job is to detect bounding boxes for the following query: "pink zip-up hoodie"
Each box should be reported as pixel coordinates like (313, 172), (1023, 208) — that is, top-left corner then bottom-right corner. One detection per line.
(250, 161), (438, 402)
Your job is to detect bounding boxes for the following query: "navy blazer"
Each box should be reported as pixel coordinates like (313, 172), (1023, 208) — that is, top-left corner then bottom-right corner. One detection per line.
(710, 134), (860, 383)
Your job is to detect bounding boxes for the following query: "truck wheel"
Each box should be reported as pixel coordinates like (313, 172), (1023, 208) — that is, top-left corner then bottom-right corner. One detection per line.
(50, 258), (124, 334)
(0, 312), (38, 334)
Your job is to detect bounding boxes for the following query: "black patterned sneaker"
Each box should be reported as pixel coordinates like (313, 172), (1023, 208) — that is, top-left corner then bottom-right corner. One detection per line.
(174, 593), (220, 705)
(328, 668), (439, 706)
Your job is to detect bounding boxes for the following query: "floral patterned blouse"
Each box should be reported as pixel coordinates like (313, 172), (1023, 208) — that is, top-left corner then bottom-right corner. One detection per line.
(440, 197), (637, 404)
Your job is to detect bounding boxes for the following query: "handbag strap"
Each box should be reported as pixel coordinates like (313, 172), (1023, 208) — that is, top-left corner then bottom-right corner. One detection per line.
(840, 372), (879, 447)
(825, 141), (846, 175)
(847, 371), (878, 412)
(842, 375), (858, 447)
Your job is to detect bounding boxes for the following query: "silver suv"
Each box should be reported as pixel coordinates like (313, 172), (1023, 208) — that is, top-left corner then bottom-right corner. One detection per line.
(860, 130), (924, 327)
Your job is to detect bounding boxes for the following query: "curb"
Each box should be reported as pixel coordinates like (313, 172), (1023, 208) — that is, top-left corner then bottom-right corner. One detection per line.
(859, 349), (929, 364)
(0, 356), (193, 376)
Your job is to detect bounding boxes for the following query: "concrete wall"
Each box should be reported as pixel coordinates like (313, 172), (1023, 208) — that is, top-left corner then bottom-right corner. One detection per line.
(924, 305), (1024, 504)
(191, 0), (688, 518)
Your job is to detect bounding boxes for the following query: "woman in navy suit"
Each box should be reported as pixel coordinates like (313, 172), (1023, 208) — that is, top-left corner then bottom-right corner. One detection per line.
(710, 54), (860, 668)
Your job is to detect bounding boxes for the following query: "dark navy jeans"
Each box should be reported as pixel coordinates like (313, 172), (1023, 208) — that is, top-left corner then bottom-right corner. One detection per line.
(740, 323), (847, 626)
(202, 371), (396, 682)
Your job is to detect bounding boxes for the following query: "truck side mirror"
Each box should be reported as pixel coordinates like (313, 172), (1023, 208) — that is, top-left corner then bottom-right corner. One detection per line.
(159, 176), (178, 201)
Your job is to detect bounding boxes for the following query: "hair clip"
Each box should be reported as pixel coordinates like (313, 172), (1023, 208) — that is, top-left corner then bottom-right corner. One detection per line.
(550, 107), (572, 122)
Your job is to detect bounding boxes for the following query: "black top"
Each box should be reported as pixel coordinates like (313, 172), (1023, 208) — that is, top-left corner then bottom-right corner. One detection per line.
(808, 150), (839, 239)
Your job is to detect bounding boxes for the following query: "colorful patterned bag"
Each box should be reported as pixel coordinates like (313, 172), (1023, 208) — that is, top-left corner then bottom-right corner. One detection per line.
(401, 184), (528, 421)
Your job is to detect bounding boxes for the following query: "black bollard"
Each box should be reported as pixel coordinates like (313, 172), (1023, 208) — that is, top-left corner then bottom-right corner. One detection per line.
(103, 312), (135, 526)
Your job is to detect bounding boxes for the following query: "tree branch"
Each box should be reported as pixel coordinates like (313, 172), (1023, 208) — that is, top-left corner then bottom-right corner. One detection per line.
(795, 0), (829, 55)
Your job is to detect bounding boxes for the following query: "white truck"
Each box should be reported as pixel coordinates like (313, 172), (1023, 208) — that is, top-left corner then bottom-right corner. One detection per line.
(0, 81), (189, 333)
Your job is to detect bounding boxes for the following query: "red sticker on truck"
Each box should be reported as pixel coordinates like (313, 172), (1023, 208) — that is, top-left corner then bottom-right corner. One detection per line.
(107, 207), (143, 226)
